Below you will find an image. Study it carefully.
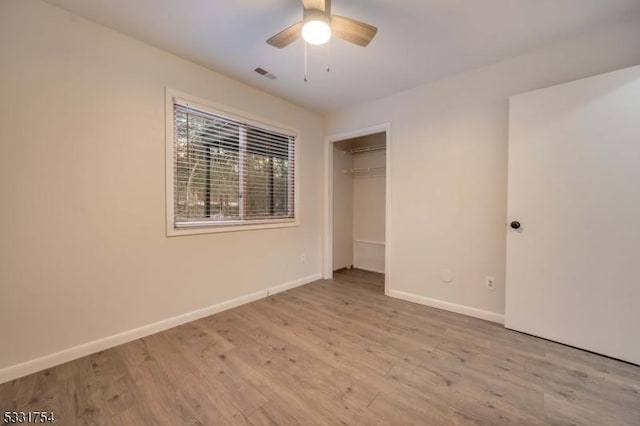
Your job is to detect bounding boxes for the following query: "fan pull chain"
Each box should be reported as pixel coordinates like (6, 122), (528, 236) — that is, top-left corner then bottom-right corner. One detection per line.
(326, 40), (330, 73)
(304, 42), (308, 82)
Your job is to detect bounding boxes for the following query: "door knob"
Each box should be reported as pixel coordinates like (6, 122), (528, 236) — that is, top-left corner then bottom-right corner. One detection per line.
(510, 221), (521, 229)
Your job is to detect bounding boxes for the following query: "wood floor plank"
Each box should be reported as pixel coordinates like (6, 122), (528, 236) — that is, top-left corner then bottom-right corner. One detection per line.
(116, 338), (215, 425)
(247, 399), (300, 426)
(224, 347), (361, 425)
(262, 293), (438, 367)
(1, 269), (638, 425)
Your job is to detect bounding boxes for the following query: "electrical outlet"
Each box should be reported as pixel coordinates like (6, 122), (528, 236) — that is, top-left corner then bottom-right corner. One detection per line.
(300, 253), (306, 264)
(485, 276), (496, 290)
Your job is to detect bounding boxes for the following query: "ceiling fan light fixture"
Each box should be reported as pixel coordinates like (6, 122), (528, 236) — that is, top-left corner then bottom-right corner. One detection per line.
(267, 0), (377, 50)
(302, 17), (331, 45)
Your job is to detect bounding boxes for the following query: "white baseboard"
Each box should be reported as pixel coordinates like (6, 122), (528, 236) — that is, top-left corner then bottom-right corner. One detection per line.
(353, 264), (385, 274)
(268, 273), (322, 296)
(354, 239), (385, 246)
(0, 273), (322, 384)
(388, 289), (505, 324)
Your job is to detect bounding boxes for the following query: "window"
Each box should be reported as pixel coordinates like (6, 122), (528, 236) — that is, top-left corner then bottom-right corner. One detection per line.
(167, 91), (297, 234)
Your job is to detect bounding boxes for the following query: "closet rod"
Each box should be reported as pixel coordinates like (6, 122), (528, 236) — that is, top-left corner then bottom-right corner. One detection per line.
(347, 144), (386, 155)
(343, 166), (386, 175)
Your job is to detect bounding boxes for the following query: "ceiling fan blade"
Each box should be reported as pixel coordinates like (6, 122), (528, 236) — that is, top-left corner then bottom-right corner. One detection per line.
(302, 0), (326, 12)
(267, 21), (303, 48)
(331, 15), (377, 47)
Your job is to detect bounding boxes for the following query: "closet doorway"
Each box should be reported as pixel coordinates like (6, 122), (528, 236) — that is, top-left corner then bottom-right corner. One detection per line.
(324, 125), (390, 295)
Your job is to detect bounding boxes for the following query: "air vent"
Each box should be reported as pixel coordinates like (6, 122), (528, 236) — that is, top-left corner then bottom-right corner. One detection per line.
(254, 67), (277, 80)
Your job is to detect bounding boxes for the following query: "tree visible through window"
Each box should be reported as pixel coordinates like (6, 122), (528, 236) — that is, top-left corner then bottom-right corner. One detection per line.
(173, 102), (295, 228)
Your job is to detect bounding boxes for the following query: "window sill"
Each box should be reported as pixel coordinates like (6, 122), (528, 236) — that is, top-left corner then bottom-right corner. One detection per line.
(166, 219), (299, 237)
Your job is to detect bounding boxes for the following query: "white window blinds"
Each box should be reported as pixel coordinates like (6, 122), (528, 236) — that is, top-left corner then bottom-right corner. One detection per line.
(173, 101), (295, 228)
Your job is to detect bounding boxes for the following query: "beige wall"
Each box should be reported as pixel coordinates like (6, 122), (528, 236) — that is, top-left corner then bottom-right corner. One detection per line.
(0, 0), (323, 373)
(326, 16), (640, 318)
(332, 146), (353, 270)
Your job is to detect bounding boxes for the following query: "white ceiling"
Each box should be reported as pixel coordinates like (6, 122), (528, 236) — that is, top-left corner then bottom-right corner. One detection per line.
(44, 0), (640, 113)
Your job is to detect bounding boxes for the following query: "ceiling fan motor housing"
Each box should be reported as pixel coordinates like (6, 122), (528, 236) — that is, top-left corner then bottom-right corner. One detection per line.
(266, 0), (376, 49)
(304, 8), (330, 25)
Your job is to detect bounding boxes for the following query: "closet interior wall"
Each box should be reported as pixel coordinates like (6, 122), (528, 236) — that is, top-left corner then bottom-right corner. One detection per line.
(333, 145), (354, 270)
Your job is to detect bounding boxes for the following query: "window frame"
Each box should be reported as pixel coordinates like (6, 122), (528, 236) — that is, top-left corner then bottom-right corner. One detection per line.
(165, 88), (300, 236)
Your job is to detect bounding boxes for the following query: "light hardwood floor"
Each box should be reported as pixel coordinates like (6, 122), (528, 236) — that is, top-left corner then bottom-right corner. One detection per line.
(1, 269), (639, 425)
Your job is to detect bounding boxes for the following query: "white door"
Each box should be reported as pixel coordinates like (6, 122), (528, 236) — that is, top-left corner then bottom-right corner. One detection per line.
(506, 65), (640, 365)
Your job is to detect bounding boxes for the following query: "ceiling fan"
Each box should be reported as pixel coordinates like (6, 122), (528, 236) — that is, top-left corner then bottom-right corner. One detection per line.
(267, 0), (377, 48)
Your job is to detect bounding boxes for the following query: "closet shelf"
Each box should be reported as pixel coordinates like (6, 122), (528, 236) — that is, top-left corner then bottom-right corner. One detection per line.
(347, 144), (386, 155)
(343, 166), (386, 176)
